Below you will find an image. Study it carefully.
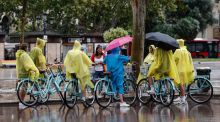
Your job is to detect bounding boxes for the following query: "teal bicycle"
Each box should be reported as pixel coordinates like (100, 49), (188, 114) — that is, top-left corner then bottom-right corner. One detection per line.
(137, 64), (175, 106)
(17, 64), (66, 106)
(94, 71), (136, 108)
(36, 64), (66, 104)
(174, 76), (213, 104)
(137, 77), (175, 106)
(64, 73), (95, 108)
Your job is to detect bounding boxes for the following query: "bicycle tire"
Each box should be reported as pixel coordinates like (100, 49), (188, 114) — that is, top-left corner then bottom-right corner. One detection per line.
(137, 78), (152, 105)
(123, 79), (137, 105)
(95, 80), (112, 108)
(159, 78), (175, 106)
(188, 77), (213, 104)
(17, 79), (39, 107)
(64, 80), (78, 108)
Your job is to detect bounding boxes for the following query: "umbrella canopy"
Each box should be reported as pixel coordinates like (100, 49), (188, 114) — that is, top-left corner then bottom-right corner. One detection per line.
(105, 35), (133, 52)
(145, 32), (179, 50)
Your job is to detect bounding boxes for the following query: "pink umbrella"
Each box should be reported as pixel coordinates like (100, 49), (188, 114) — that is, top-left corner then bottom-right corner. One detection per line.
(105, 35), (133, 52)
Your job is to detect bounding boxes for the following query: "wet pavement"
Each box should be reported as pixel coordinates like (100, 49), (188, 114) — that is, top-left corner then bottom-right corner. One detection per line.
(0, 99), (220, 122)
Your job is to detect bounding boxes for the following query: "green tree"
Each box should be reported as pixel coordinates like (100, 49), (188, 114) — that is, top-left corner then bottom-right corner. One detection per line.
(174, 17), (200, 41)
(155, 0), (215, 40)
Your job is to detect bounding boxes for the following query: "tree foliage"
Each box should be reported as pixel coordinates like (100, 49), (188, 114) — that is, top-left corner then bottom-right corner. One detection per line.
(0, 0), (215, 40)
(103, 27), (128, 42)
(153, 0), (215, 40)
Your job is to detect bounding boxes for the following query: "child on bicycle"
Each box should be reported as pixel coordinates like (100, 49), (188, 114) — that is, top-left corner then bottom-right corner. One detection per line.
(104, 47), (130, 107)
(174, 39), (195, 104)
(16, 44), (39, 109)
(147, 47), (186, 103)
(64, 40), (94, 101)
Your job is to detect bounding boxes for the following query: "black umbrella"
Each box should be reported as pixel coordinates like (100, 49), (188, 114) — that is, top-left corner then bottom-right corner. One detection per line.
(145, 32), (179, 50)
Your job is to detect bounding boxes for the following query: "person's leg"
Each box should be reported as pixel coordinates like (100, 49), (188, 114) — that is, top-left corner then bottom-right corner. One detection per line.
(147, 77), (155, 93)
(179, 83), (186, 102)
(117, 76), (129, 107)
(174, 83), (186, 104)
(79, 78), (86, 100)
(81, 75), (94, 99)
(17, 80), (26, 101)
(92, 71), (99, 84)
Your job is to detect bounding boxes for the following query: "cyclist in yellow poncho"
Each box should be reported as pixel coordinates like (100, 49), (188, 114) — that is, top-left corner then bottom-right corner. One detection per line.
(173, 39), (195, 104)
(64, 40), (94, 100)
(29, 38), (47, 71)
(137, 45), (156, 83)
(16, 44), (39, 108)
(147, 47), (186, 103)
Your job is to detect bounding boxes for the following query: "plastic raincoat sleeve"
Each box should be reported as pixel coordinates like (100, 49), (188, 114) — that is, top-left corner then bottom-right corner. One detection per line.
(20, 53), (39, 80)
(119, 55), (130, 63)
(81, 52), (93, 66)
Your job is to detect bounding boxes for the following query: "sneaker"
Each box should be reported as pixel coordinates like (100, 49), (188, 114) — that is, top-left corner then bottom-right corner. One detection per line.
(81, 97), (86, 101)
(173, 97), (181, 102)
(147, 88), (155, 94)
(97, 95), (103, 98)
(19, 103), (27, 109)
(120, 102), (130, 107)
(120, 107), (130, 113)
(174, 97), (186, 105)
(142, 93), (150, 97)
(87, 95), (94, 99)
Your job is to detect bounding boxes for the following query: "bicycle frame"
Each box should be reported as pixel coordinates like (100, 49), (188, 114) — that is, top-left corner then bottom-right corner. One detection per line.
(94, 75), (115, 96)
(174, 76), (211, 95)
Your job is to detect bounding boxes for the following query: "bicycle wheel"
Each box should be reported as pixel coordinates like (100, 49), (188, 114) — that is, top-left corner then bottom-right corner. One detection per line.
(37, 78), (50, 104)
(17, 79), (39, 107)
(57, 78), (66, 104)
(84, 85), (95, 107)
(95, 80), (112, 108)
(137, 78), (151, 105)
(188, 77), (213, 104)
(152, 81), (162, 103)
(159, 79), (174, 106)
(123, 79), (137, 105)
(64, 80), (78, 108)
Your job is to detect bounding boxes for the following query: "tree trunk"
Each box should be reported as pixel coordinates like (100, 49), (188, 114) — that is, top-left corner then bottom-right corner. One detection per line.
(131, 0), (146, 77)
(20, 0), (27, 45)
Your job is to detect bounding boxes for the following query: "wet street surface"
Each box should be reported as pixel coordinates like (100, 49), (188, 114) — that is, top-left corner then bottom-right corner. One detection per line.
(0, 99), (220, 122)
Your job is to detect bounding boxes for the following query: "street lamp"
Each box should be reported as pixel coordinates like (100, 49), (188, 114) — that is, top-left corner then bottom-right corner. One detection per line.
(42, 13), (47, 40)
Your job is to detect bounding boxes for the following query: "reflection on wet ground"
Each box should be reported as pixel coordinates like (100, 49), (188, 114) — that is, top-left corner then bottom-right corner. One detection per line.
(0, 99), (220, 122)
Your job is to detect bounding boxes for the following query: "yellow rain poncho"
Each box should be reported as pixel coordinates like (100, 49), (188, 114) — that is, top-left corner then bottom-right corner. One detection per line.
(29, 38), (47, 70)
(137, 45), (156, 83)
(147, 48), (180, 85)
(174, 39), (195, 85)
(64, 40), (94, 90)
(16, 50), (39, 80)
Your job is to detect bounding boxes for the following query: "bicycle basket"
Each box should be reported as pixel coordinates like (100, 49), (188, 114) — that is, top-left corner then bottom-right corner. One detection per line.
(140, 64), (150, 75)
